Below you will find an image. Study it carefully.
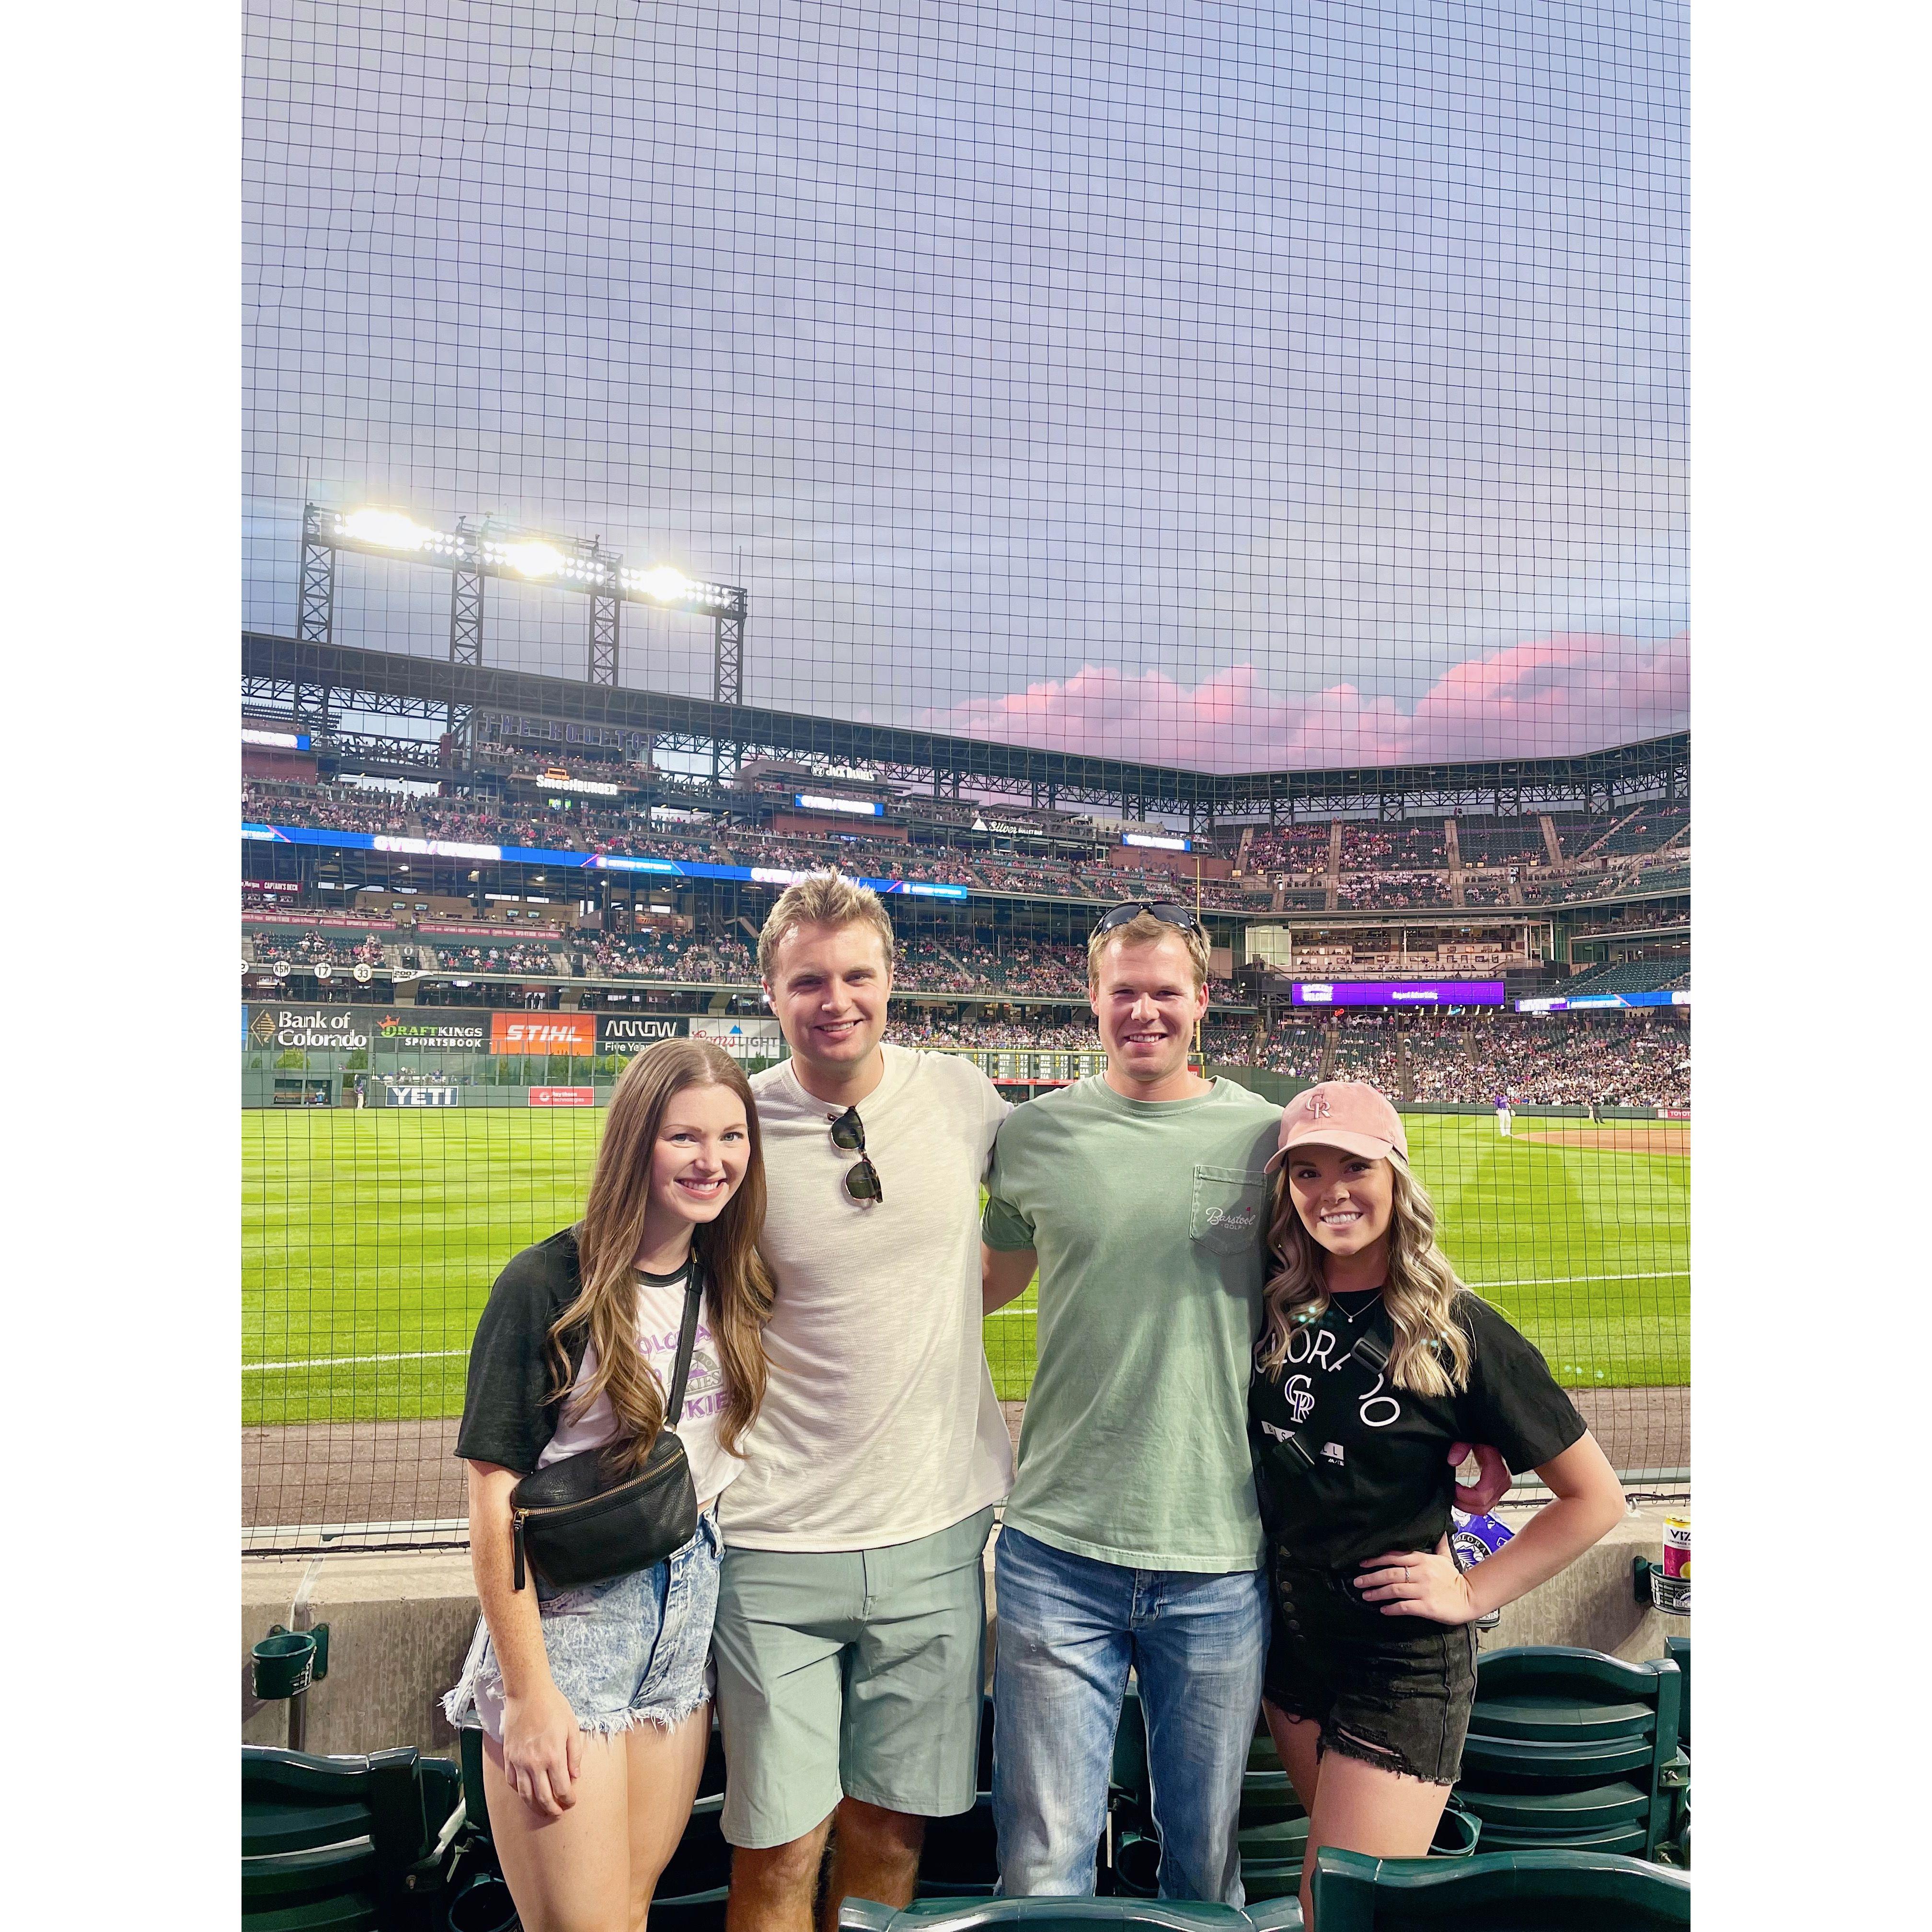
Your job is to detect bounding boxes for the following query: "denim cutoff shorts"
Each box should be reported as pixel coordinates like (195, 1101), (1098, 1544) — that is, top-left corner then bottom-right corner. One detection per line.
(444, 1507), (722, 1740)
(1264, 1552), (1478, 1788)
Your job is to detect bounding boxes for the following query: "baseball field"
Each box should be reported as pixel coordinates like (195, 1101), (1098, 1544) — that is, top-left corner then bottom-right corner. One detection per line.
(243, 1105), (1689, 1432)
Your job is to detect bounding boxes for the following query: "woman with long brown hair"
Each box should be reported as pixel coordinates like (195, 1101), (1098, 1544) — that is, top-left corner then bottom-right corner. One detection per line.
(445, 1038), (774, 1932)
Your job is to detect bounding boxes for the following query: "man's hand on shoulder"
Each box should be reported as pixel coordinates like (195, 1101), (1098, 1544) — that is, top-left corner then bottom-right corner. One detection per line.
(1447, 1441), (1513, 1515)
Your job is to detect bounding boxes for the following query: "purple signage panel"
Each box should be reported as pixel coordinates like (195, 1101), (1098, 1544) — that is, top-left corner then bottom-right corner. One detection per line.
(1291, 979), (1506, 1008)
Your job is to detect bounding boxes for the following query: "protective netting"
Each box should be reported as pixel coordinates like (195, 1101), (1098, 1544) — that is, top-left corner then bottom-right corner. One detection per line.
(242, 1), (1688, 1549)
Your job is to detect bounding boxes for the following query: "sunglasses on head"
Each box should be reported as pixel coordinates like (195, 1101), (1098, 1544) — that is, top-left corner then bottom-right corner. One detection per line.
(828, 1104), (883, 1203)
(1090, 900), (1204, 941)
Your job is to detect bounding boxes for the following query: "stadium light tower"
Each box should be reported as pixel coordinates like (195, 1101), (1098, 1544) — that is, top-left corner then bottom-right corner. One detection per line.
(296, 503), (749, 759)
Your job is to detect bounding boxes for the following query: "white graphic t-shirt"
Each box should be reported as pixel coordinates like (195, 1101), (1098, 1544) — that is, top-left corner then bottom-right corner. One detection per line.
(539, 1263), (743, 1509)
(721, 1043), (1016, 1551)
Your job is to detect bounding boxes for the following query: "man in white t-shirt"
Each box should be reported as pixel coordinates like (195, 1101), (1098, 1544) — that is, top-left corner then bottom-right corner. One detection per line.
(716, 873), (1014, 1932)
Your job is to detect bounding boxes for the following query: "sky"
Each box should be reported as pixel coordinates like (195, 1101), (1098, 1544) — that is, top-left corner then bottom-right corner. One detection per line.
(243, 0), (1687, 772)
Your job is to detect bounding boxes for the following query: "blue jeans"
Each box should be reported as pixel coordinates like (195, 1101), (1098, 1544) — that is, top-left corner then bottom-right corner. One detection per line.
(991, 1525), (1268, 1902)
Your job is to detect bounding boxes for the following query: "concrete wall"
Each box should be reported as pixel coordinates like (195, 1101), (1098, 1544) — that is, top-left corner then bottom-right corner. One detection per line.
(242, 1505), (1687, 1758)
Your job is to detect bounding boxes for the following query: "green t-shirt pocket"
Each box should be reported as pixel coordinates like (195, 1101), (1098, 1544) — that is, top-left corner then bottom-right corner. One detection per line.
(1189, 1164), (1270, 1256)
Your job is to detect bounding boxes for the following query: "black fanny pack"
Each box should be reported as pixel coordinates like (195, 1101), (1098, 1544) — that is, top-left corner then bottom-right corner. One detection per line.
(508, 1265), (706, 1592)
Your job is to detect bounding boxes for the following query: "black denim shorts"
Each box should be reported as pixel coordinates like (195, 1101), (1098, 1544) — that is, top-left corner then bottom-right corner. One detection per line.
(1263, 1554), (1478, 1787)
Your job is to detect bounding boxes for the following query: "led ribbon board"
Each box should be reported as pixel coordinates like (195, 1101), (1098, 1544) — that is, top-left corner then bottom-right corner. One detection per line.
(1291, 979), (1506, 1007)
(240, 824), (970, 899)
(1516, 990), (1689, 1012)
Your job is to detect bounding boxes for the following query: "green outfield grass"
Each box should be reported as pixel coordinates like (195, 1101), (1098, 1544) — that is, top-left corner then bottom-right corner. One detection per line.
(243, 1108), (1688, 1428)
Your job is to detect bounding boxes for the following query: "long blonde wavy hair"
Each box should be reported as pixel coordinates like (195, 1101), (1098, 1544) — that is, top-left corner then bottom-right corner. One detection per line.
(547, 1038), (774, 1472)
(1258, 1151), (1473, 1398)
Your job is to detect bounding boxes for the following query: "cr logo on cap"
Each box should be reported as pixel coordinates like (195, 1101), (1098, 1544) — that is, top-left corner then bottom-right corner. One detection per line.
(1303, 1092), (1331, 1118)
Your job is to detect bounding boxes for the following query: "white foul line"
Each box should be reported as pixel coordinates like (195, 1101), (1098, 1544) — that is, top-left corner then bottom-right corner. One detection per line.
(243, 1347), (469, 1372)
(1461, 1269), (1690, 1288)
(243, 1269), (1690, 1372)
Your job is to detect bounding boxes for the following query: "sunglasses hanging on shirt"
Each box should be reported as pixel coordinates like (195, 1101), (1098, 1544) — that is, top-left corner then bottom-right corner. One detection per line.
(829, 1104), (883, 1203)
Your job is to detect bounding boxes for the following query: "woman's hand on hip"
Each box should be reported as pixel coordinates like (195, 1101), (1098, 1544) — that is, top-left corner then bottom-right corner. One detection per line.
(501, 1681), (585, 1817)
(1355, 1536), (1478, 1623)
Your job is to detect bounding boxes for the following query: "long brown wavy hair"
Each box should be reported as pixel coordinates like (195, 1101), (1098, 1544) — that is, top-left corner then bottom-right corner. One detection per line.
(1258, 1152), (1473, 1399)
(546, 1038), (773, 1472)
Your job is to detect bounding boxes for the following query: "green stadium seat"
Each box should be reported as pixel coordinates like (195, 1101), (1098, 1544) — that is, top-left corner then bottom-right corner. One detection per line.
(456, 1722), (492, 1847)
(842, 1899), (1253, 1932)
(1655, 1638), (1691, 1868)
(1291, 1845), (1690, 1931)
(919, 1694), (1001, 1898)
(1663, 1637), (1690, 1754)
(1232, 1795), (1480, 1905)
(1113, 1706), (1479, 1903)
(242, 1745), (462, 1932)
(1455, 1647), (1685, 1862)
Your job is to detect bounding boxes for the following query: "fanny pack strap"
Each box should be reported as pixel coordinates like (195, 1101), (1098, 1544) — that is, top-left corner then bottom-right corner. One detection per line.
(663, 1258), (705, 1426)
(1284, 1324), (1391, 1468)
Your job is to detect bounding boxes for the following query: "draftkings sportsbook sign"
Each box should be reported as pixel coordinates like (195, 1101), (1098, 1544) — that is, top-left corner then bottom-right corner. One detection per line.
(373, 1013), (490, 1054)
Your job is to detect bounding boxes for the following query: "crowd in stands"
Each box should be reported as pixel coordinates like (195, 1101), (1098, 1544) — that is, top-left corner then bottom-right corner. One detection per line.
(1402, 1010), (1689, 1108)
(243, 777), (1689, 918)
(886, 1017), (1101, 1051)
(580, 931), (750, 983)
(251, 931), (387, 969)
(1336, 872), (1450, 909)
(1241, 826), (1332, 874)
(1571, 905), (1690, 936)
(881, 1004), (1687, 1106)
(434, 941), (559, 974)
(1201, 1008), (1688, 1108)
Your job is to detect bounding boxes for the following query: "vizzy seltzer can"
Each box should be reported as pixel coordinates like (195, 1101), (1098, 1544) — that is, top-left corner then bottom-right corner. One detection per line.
(1662, 1517), (1690, 1583)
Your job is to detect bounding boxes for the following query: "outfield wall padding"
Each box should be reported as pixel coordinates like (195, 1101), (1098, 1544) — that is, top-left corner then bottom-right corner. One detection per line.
(1206, 1066), (1316, 1105)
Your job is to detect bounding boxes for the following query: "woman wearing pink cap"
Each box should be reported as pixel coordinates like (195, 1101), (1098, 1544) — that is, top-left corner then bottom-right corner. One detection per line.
(1248, 1080), (1625, 1927)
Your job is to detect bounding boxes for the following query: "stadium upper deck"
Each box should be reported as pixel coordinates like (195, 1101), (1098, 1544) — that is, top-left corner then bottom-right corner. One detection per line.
(242, 638), (1688, 1013)
(242, 774), (1690, 920)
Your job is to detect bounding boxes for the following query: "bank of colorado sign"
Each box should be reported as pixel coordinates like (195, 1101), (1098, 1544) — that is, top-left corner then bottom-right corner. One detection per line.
(529, 1086), (596, 1105)
(246, 1006), (372, 1052)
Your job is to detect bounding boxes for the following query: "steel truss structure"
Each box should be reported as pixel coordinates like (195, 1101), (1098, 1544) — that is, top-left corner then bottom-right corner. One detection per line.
(290, 505), (746, 729)
(243, 634), (1690, 822)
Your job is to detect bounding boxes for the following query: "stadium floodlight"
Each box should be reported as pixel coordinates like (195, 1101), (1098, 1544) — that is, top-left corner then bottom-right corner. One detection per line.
(340, 507), (437, 551)
(299, 499), (747, 744)
(497, 540), (569, 579)
(630, 565), (696, 601)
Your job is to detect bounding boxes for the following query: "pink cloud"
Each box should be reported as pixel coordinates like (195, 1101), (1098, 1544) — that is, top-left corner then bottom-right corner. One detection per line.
(923, 632), (1688, 771)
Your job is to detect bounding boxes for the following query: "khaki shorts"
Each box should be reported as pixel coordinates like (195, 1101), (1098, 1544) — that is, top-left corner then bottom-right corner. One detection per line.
(712, 1506), (994, 1849)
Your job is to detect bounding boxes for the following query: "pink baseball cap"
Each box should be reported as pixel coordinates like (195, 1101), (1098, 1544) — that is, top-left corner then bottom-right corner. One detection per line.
(1265, 1080), (1409, 1170)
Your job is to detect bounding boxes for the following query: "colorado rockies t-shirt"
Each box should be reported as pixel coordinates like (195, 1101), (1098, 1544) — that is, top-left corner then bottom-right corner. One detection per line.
(541, 1263), (743, 1509)
(1249, 1288), (1586, 1573)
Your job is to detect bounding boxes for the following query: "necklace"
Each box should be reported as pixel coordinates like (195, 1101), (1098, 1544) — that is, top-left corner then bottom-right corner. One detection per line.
(1329, 1287), (1384, 1324)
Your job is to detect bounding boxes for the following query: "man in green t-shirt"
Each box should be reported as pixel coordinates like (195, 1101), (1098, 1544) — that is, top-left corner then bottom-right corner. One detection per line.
(982, 905), (1505, 1902)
